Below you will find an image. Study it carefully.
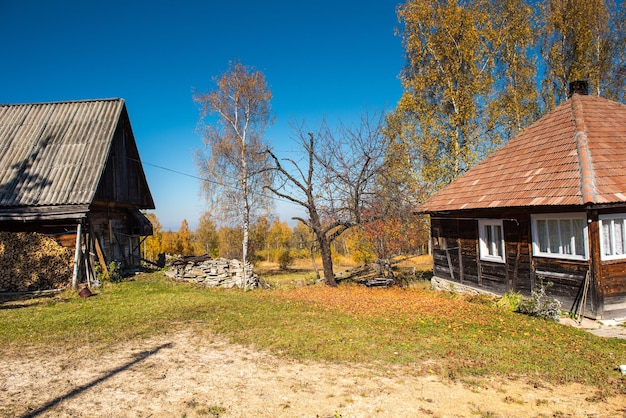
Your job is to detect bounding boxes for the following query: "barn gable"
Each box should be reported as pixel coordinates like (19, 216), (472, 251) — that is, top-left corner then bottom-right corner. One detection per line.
(0, 98), (155, 288)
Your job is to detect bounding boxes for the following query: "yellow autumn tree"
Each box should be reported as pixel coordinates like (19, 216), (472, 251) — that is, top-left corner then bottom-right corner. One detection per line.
(143, 213), (163, 262)
(266, 219), (292, 263)
(161, 230), (177, 255)
(194, 212), (219, 257)
(249, 216), (271, 261)
(395, 0), (496, 191)
(393, 0), (540, 194)
(176, 219), (193, 256)
(217, 226), (243, 260)
(540, 0), (626, 106)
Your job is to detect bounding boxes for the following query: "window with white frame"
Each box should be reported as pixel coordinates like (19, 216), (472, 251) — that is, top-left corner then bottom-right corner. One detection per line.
(599, 214), (626, 260)
(531, 213), (588, 260)
(479, 219), (505, 263)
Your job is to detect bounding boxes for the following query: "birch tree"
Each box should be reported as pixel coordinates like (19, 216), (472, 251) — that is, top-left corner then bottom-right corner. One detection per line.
(487, 0), (540, 139)
(394, 0), (496, 191)
(393, 0), (540, 194)
(540, 0), (626, 106)
(194, 61), (274, 289)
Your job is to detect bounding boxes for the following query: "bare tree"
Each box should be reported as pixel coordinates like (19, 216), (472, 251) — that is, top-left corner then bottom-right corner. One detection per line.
(266, 113), (388, 286)
(193, 61), (274, 289)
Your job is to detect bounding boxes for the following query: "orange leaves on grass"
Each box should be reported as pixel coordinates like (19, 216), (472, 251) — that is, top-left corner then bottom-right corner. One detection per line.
(270, 285), (481, 322)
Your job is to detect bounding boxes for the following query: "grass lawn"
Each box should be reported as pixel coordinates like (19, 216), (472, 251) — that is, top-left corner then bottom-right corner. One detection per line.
(1, 268), (625, 399)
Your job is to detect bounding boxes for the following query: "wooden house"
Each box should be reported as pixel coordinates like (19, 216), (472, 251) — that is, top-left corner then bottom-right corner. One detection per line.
(419, 84), (626, 320)
(0, 98), (155, 286)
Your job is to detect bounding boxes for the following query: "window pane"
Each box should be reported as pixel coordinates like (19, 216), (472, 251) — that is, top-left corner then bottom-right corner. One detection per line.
(534, 215), (587, 259)
(494, 225), (503, 258)
(572, 218), (586, 256)
(602, 221), (611, 256)
(560, 219), (572, 254)
(484, 225), (493, 255)
(615, 219), (624, 255)
(548, 219), (560, 253)
(537, 220), (548, 252)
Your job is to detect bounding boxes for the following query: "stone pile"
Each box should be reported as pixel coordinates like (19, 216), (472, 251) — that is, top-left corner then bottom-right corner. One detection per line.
(165, 255), (261, 289)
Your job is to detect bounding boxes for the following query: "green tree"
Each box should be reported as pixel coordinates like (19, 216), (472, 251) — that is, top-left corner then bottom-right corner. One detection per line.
(194, 61), (274, 288)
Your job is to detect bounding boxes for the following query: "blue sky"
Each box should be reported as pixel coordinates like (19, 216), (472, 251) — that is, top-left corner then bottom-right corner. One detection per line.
(0, 1), (405, 230)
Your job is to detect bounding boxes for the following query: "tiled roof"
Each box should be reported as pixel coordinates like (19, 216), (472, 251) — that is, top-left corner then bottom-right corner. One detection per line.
(0, 99), (144, 209)
(420, 94), (626, 213)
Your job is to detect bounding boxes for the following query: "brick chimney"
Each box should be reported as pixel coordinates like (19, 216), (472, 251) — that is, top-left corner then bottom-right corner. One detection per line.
(568, 80), (589, 97)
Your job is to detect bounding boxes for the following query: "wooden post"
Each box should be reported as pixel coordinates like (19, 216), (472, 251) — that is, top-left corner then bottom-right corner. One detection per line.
(72, 222), (82, 289)
(457, 237), (464, 283)
(513, 240), (522, 291)
(476, 238), (482, 286)
(84, 230), (92, 287)
(443, 238), (455, 280)
(587, 212), (602, 318)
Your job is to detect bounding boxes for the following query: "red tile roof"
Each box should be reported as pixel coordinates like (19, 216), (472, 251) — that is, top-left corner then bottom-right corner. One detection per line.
(420, 94), (626, 213)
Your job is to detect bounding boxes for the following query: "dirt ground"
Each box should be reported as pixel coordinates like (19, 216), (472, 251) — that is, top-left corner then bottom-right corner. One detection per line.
(1, 327), (625, 418)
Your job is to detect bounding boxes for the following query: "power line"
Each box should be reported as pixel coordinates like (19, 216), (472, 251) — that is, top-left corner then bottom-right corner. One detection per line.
(133, 157), (299, 206)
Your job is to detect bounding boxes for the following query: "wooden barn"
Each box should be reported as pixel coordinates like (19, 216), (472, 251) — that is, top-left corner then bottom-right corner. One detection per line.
(419, 84), (626, 320)
(0, 98), (155, 287)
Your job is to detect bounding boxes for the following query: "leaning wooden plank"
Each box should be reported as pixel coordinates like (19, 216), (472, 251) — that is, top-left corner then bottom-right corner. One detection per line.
(91, 226), (109, 280)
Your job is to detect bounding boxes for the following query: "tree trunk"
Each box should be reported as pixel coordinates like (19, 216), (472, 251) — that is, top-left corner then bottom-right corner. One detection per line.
(308, 204), (336, 287)
(242, 175), (250, 291)
(318, 236), (337, 287)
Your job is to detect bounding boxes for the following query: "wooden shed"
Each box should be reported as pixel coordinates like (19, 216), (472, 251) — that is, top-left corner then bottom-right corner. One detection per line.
(419, 86), (626, 320)
(0, 98), (155, 286)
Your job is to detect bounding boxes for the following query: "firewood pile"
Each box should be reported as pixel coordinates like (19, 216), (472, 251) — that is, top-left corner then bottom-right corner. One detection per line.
(0, 232), (73, 292)
(165, 255), (262, 289)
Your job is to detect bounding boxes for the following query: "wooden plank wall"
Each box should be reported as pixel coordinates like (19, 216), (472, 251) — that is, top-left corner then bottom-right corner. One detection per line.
(457, 219), (479, 286)
(504, 219), (532, 296)
(88, 210), (143, 269)
(532, 258), (588, 313)
(599, 262), (626, 319)
(431, 213), (598, 317)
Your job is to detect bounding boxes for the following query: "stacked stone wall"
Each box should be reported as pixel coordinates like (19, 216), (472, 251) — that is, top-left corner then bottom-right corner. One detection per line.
(165, 255), (260, 289)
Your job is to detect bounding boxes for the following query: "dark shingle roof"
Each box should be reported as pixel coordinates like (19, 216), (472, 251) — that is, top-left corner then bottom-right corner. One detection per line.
(420, 94), (626, 213)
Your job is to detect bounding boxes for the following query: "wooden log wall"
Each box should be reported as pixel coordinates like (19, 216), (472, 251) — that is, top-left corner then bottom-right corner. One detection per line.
(599, 262), (626, 318)
(432, 214), (591, 316)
